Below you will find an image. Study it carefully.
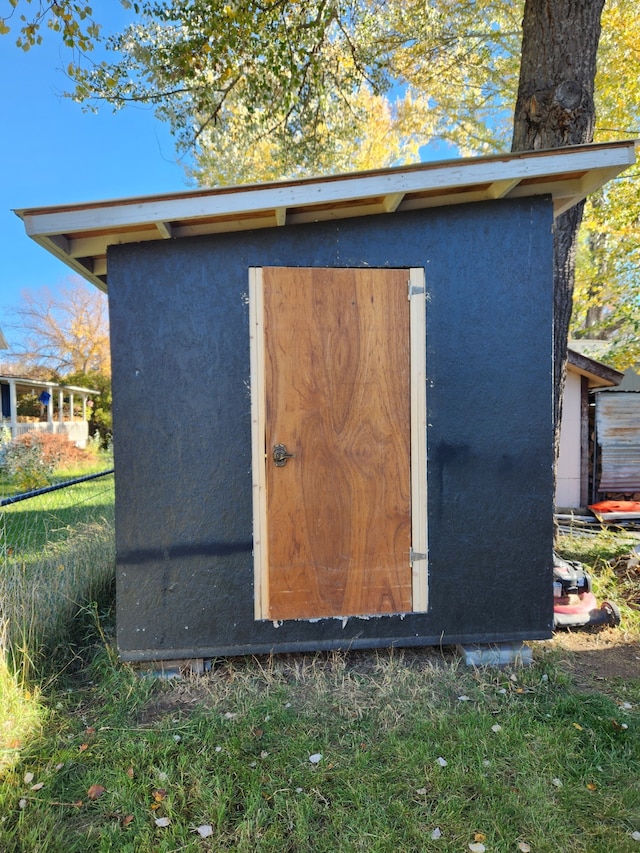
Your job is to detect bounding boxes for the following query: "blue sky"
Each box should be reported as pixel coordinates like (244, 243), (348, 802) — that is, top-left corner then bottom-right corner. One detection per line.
(0, 7), (190, 346)
(0, 8), (458, 350)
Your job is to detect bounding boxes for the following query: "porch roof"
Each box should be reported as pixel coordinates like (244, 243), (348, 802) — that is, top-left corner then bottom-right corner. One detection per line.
(14, 140), (637, 294)
(0, 376), (99, 397)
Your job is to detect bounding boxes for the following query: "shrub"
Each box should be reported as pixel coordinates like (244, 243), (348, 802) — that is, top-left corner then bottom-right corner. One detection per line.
(36, 432), (94, 468)
(1, 433), (102, 493)
(1, 433), (57, 492)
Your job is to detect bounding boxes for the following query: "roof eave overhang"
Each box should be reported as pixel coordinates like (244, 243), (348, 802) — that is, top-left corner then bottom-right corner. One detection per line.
(14, 140), (637, 294)
(567, 348), (624, 387)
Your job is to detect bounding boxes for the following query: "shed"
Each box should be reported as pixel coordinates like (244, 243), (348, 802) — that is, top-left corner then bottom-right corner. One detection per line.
(556, 348), (623, 509)
(594, 375), (640, 497)
(16, 141), (636, 663)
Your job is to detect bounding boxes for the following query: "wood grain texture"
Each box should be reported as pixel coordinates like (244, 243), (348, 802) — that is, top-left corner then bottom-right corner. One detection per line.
(263, 267), (411, 620)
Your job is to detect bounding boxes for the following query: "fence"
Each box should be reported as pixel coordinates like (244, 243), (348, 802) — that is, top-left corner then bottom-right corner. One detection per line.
(0, 469), (116, 653)
(9, 420), (91, 449)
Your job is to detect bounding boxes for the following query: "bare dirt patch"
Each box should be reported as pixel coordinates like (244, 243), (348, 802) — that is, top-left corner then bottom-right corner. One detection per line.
(539, 627), (640, 693)
(136, 682), (206, 725)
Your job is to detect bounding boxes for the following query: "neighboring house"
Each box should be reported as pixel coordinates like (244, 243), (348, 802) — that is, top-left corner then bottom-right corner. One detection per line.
(0, 376), (97, 449)
(16, 140), (636, 664)
(556, 348), (623, 509)
(593, 367), (640, 498)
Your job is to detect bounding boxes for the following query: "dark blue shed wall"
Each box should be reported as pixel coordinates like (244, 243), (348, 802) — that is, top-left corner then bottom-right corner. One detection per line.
(108, 199), (555, 660)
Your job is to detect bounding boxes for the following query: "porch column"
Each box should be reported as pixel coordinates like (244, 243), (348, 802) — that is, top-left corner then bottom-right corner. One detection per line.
(8, 379), (17, 439)
(58, 390), (64, 425)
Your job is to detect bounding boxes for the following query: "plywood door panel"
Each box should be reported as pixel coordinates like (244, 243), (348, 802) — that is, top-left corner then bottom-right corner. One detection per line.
(263, 266), (411, 620)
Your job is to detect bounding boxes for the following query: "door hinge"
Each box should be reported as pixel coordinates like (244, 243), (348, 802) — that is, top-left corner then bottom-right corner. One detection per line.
(408, 280), (425, 299)
(410, 549), (427, 564)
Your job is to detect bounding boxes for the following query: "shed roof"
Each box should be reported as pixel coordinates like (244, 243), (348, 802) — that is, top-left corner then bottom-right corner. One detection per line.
(597, 367), (640, 393)
(567, 347), (623, 388)
(14, 140), (637, 293)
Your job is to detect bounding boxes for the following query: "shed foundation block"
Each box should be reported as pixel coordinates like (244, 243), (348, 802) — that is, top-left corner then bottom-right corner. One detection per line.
(457, 642), (533, 668)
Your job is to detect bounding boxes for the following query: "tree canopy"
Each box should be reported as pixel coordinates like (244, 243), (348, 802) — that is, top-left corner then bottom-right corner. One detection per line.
(3, 1), (638, 367)
(570, 0), (640, 368)
(0, 0), (103, 50)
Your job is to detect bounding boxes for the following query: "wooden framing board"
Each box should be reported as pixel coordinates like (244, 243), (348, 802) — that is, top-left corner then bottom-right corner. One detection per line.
(410, 267), (428, 611)
(249, 268), (269, 619)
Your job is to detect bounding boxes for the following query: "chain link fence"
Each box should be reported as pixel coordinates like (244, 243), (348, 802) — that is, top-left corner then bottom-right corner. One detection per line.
(0, 470), (115, 653)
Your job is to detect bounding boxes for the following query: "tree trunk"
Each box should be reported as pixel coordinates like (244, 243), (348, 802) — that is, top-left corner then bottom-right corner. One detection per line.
(511, 0), (605, 454)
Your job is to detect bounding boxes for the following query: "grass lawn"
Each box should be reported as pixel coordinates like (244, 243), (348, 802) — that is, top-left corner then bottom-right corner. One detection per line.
(0, 466), (114, 555)
(0, 639), (638, 853)
(0, 529), (638, 852)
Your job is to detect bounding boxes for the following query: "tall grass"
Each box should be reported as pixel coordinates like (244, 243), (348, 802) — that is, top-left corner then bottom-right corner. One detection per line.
(0, 644), (44, 778)
(0, 472), (115, 654)
(0, 470), (115, 778)
(0, 519), (115, 659)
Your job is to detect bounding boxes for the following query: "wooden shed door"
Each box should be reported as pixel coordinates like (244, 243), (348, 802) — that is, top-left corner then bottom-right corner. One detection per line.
(250, 267), (427, 621)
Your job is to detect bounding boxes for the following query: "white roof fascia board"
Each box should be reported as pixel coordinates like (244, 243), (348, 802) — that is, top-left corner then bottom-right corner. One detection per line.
(19, 143), (636, 239)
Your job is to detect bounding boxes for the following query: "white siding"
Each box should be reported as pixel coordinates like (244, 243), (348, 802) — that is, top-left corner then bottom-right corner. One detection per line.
(556, 370), (582, 508)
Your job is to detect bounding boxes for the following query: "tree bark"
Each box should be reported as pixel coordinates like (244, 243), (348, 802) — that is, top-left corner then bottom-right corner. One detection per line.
(511, 0), (605, 453)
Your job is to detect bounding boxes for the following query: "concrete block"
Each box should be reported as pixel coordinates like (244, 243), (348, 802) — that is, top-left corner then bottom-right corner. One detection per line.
(457, 642), (533, 668)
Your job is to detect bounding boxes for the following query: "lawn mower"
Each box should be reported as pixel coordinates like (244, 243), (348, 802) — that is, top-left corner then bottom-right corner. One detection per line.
(553, 552), (621, 630)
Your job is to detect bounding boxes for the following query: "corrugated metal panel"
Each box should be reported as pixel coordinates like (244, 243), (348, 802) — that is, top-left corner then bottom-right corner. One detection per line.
(596, 392), (640, 491)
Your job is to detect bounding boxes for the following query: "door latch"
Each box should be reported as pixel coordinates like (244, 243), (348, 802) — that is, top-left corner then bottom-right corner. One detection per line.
(273, 444), (296, 467)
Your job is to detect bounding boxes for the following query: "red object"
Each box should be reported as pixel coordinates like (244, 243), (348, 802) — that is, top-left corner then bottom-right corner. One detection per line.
(589, 500), (640, 514)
